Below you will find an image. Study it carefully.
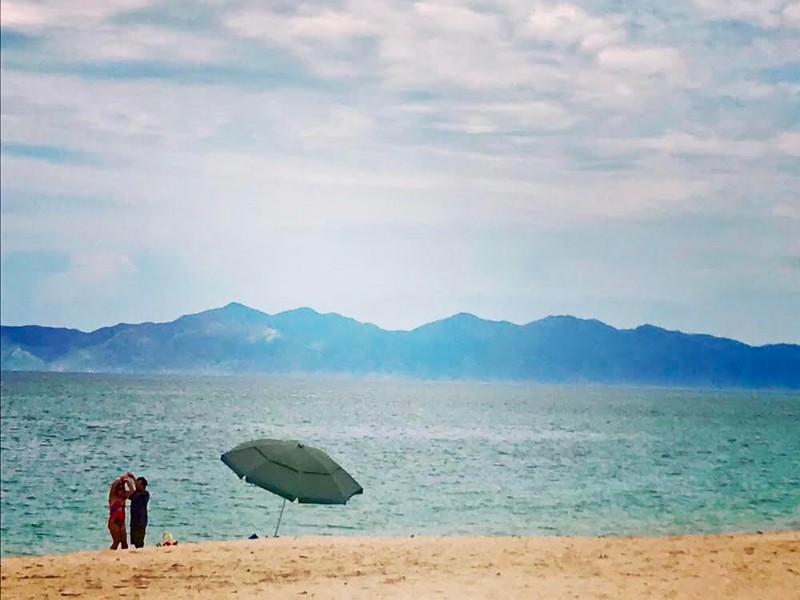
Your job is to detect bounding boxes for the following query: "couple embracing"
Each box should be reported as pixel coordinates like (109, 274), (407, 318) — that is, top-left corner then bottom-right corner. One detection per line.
(108, 472), (149, 550)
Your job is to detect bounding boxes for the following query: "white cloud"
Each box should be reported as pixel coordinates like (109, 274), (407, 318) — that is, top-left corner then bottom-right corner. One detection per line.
(69, 252), (137, 283)
(773, 203), (800, 219)
(596, 45), (683, 75)
(0, 0), (152, 29)
(244, 0), (534, 89)
(226, 6), (376, 43)
(413, 2), (502, 38)
(34, 251), (137, 305)
(784, 2), (800, 25)
(249, 327), (280, 343)
(603, 132), (767, 159)
(0, 72), (231, 153)
(693, 0), (800, 28)
(525, 3), (625, 51)
(292, 105), (375, 141)
(2, 1), (234, 66)
(378, 35), (547, 90)
(432, 101), (574, 133)
(3, 1), (800, 342)
(62, 25), (230, 63)
(776, 130), (800, 156)
(18, 250), (139, 323)
(224, 5), (378, 78)
(0, 0), (49, 28)
(220, 1), (682, 93)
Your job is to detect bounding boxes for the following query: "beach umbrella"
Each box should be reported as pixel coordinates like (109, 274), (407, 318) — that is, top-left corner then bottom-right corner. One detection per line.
(220, 438), (363, 536)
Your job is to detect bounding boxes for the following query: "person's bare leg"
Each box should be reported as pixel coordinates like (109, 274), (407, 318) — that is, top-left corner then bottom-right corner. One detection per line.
(110, 523), (125, 549)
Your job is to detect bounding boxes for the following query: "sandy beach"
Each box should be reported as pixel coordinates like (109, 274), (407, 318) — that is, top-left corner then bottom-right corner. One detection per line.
(1, 531), (798, 599)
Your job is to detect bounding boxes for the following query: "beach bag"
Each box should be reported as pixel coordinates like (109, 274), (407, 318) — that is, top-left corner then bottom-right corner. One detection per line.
(156, 531), (178, 547)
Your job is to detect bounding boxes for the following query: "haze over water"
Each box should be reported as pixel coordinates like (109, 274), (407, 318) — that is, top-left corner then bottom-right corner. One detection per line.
(1, 372), (798, 557)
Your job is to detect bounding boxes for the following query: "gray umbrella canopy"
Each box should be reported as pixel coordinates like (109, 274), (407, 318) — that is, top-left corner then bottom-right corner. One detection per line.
(221, 438), (363, 505)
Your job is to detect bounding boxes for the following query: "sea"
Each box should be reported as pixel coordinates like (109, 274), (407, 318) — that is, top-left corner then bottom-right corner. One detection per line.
(1, 372), (798, 557)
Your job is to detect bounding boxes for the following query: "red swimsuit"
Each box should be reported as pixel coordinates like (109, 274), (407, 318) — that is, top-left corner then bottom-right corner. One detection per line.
(109, 500), (125, 526)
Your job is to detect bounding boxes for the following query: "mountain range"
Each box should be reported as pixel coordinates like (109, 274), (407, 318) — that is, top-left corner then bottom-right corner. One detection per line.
(2, 302), (798, 388)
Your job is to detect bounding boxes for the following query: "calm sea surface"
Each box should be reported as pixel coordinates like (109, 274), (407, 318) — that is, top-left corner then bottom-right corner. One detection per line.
(1, 372), (798, 557)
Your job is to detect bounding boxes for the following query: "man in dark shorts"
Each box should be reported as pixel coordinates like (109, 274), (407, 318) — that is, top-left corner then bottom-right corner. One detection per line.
(129, 477), (150, 548)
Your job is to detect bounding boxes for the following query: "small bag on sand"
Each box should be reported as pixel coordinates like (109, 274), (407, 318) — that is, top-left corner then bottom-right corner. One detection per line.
(156, 531), (178, 547)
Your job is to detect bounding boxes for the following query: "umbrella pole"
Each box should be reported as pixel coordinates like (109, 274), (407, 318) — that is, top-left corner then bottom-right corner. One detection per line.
(274, 498), (287, 537)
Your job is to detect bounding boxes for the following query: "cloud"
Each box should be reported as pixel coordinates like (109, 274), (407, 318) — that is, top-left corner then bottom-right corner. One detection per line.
(34, 251), (137, 307)
(430, 101), (574, 133)
(776, 130), (800, 155)
(224, 4), (377, 78)
(225, 6), (376, 44)
(596, 45), (683, 75)
(1, 0), (799, 342)
(61, 25), (229, 63)
(693, 0), (800, 28)
(2, 1), (234, 66)
(69, 252), (137, 283)
(773, 204), (800, 220)
(292, 104), (375, 142)
(524, 2), (625, 51)
(599, 132), (768, 159)
(1, 142), (99, 164)
(0, 0), (152, 29)
(0, 0), (49, 28)
(221, 1), (682, 92)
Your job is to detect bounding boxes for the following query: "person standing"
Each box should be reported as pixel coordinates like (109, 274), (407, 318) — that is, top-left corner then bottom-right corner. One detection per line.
(129, 477), (150, 549)
(108, 472), (135, 550)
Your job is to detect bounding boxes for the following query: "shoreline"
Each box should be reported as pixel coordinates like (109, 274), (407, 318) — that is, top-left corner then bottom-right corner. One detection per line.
(2, 531), (798, 599)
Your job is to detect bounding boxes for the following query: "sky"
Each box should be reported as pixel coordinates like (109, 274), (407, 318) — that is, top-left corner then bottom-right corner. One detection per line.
(1, 0), (799, 345)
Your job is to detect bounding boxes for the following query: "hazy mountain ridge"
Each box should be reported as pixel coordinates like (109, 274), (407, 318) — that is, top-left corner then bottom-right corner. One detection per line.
(2, 302), (798, 387)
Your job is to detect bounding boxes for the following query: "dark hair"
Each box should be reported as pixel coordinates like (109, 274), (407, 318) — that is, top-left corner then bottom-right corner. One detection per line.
(136, 477), (148, 488)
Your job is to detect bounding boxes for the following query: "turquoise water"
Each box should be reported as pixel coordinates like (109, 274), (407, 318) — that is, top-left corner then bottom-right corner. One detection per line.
(1, 372), (798, 557)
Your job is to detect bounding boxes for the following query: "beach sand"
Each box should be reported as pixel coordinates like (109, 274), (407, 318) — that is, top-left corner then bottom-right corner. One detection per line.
(2, 532), (798, 599)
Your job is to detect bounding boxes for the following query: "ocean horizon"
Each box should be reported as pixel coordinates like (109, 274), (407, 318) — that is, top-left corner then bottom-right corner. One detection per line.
(1, 372), (798, 557)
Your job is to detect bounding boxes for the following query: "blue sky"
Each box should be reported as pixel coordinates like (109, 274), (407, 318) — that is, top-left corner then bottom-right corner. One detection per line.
(1, 0), (798, 345)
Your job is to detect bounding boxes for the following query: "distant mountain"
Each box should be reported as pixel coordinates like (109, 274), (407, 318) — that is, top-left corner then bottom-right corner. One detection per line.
(2, 302), (798, 388)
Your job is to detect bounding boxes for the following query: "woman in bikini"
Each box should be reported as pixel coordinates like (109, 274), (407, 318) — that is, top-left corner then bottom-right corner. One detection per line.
(108, 472), (136, 550)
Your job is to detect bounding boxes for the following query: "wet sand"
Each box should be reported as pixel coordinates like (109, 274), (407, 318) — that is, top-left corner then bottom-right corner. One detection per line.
(2, 532), (798, 599)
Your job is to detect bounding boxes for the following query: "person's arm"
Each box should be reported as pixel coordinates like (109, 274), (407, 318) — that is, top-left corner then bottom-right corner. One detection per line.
(112, 473), (134, 486)
(125, 476), (137, 499)
(111, 473), (136, 498)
